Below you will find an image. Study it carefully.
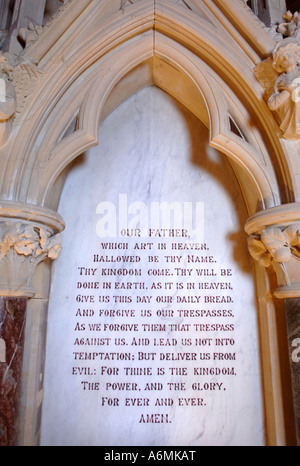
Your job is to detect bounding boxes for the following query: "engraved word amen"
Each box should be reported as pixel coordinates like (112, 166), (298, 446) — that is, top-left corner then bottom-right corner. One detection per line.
(96, 194), (204, 240)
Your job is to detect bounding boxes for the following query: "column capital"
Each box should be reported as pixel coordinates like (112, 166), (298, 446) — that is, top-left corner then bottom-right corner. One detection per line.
(0, 201), (64, 298)
(245, 203), (300, 299)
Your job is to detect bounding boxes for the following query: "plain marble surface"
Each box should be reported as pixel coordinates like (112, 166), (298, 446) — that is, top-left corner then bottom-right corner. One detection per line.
(41, 86), (265, 446)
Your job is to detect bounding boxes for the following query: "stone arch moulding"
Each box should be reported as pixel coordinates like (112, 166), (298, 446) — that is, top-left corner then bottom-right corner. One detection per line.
(0, 0), (289, 211)
(2, 0), (298, 446)
(15, 39), (281, 212)
(36, 43), (278, 212)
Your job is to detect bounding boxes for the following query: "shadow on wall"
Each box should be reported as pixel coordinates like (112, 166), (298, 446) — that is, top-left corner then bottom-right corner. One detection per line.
(171, 95), (252, 276)
(60, 87), (253, 276)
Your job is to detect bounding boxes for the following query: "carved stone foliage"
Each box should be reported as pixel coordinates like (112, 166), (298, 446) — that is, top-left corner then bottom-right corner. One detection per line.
(248, 223), (300, 268)
(0, 222), (61, 261)
(0, 50), (45, 147)
(254, 38), (300, 141)
(0, 221), (61, 297)
(277, 11), (300, 40)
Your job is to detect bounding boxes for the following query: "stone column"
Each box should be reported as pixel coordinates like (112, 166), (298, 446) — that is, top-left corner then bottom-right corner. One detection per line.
(0, 201), (64, 446)
(245, 203), (300, 446)
(284, 298), (300, 444)
(0, 297), (27, 446)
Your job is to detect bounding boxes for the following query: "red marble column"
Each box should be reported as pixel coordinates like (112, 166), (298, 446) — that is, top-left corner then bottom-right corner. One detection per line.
(0, 297), (27, 446)
(284, 298), (300, 446)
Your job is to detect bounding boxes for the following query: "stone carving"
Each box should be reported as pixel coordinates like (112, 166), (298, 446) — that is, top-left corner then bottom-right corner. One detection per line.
(254, 38), (300, 141)
(18, 22), (43, 49)
(248, 223), (300, 267)
(13, 1), (72, 52)
(0, 51), (45, 129)
(277, 11), (300, 40)
(0, 222), (61, 262)
(0, 55), (16, 146)
(0, 221), (62, 296)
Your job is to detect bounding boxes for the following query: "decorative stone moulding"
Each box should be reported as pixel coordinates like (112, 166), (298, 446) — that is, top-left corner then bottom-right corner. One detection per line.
(245, 203), (300, 299)
(0, 201), (64, 298)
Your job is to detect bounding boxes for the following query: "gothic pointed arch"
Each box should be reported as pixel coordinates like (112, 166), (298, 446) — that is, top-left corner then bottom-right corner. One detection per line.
(1, 0), (300, 447)
(0, 0), (291, 217)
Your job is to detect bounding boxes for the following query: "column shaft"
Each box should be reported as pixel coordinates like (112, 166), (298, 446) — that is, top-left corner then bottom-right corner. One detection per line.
(0, 297), (27, 446)
(284, 298), (300, 446)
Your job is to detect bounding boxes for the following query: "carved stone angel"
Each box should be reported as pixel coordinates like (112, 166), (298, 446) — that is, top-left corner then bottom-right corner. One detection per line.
(0, 50), (46, 148)
(254, 38), (300, 141)
(0, 54), (16, 146)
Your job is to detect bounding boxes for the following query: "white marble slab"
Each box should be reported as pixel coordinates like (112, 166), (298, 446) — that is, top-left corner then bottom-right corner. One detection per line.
(41, 86), (265, 446)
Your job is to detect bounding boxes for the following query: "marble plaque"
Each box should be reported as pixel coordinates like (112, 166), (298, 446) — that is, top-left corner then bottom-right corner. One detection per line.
(41, 87), (265, 446)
